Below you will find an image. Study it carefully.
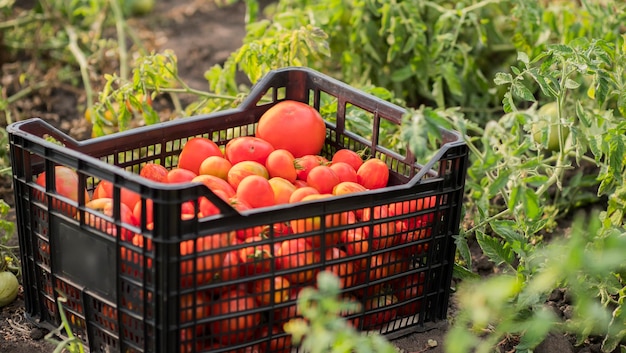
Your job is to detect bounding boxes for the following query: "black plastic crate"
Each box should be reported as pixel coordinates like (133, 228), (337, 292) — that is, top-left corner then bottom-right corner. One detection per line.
(8, 67), (468, 353)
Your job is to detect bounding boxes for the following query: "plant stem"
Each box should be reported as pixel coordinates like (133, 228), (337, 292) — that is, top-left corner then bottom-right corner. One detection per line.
(65, 26), (94, 118)
(109, 0), (129, 81)
(465, 208), (512, 235)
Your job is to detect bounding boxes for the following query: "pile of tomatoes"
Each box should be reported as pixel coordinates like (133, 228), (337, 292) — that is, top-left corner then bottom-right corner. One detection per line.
(34, 100), (437, 353)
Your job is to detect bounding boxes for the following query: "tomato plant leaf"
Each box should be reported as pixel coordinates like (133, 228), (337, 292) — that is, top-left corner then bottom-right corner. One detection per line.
(476, 231), (515, 270)
(512, 81), (536, 102)
(490, 220), (525, 245)
(523, 188), (541, 221)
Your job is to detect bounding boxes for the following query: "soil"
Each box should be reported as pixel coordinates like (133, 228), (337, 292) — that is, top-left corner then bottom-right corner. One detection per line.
(0, 1), (607, 353)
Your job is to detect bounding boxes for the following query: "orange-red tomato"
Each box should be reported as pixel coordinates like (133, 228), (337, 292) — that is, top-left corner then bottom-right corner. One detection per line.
(276, 238), (321, 284)
(139, 163), (168, 183)
(178, 137), (223, 175)
(306, 165), (340, 194)
(225, 136), (275, 165)
(357, 158), (389, 189)
(329, 162), (358, 183)
(180, 232), (233, 288)
(167, 168), (198, 184)
(288, 186), (320, 203)
(35, 166), (89, 217)
(236, 175), (276, 209)
(192, 174), (236, 199)
(265, 149), (297, 183)
(295, 154), (328, 181)
(331, 149), (363, 171)
(256, 100), (327, 158)
(361, 205), (397, 250)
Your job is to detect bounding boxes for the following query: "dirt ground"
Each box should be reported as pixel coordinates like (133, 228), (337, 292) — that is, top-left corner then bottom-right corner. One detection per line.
(0, 1), (605, 353)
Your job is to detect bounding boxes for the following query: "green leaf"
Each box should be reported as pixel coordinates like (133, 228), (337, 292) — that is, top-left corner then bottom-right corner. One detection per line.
(494, 72), (513, 86)
(390, 64), (414, 82)
(523, 188), (542, 221)
(442, 62), (463, 97)
(490, 220), (525, 244)
(517, 51), (530, 64)
(476, 231), (514, 268)
(564, 78), (580, 90)
(512, 81), (536, 102)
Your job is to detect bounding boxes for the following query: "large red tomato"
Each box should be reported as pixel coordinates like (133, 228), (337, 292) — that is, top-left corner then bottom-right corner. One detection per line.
(178, 137), (223, 175)
(256, 100), (327, 158)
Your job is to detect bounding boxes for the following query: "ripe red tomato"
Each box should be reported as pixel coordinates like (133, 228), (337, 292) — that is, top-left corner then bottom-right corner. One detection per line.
(295, 154), (328, 181)
(35, 166), (90, 217)
(210, 290), (261, 345)
(357, 158), (389, 189)
(198, 189), (230, 218)
(227, 161), (269, 190)
(329, 162), (358, 183)
(178, 137), (223, 175)
(361, 205), (397, 250)
(340, 227), (369, 271)
(276, 238), (321, 284)
(192, 174), (236, 199)
(225, 136), (275, 165)
(237, 175), (276, 209)
(288, 186), (320, 203)
(265, 149), (297, 183)
(139, 163), (168, 183)
(180, 232), (233, 288)
(239, 236), (273, 276)
(256, 100), (327, 158)
(306, 165), (341, 194)
(331, 149), (363, 171)
(166, 168), (198, 184)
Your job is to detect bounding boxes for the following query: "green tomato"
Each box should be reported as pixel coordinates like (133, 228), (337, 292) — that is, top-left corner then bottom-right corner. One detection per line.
(129, 0), (155, 16)
(0, 271), (19, 307)
(531, 102), (569, 151)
